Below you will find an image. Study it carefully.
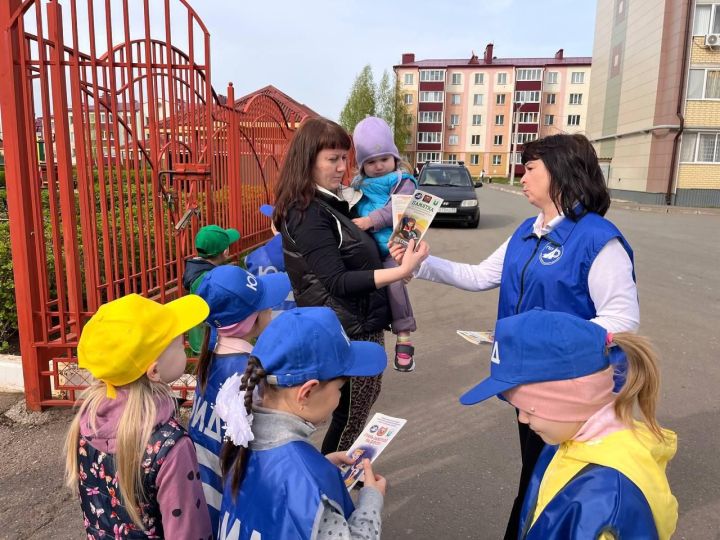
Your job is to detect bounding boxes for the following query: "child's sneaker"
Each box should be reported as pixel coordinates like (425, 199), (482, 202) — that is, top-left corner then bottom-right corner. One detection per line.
(393, 342), (415, 372)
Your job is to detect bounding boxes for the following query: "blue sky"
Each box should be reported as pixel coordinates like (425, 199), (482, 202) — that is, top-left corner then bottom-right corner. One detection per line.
(197, 0), (597, 120)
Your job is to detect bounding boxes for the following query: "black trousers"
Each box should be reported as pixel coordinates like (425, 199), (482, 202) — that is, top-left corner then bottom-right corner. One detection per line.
(504, 414), (546, 539)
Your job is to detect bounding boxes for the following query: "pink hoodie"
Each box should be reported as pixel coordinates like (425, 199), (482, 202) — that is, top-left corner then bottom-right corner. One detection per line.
(80, 389), (212, 538)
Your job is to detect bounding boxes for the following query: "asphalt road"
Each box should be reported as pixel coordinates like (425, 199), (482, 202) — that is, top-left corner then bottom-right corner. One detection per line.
(0, 186), (718, 539)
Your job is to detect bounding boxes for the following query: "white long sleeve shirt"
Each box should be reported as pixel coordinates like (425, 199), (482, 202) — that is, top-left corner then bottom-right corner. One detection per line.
(415, 213), (639, 333)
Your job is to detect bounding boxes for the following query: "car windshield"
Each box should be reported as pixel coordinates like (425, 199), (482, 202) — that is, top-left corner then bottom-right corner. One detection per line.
(419, 168), (472, 187)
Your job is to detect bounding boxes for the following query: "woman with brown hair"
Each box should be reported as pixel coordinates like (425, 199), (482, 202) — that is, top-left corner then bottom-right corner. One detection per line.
(272, 117), (428, 453)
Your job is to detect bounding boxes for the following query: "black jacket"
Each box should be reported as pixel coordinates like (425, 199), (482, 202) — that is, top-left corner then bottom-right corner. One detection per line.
(182, 258), (216, 292)
(281, 191), (390, 336)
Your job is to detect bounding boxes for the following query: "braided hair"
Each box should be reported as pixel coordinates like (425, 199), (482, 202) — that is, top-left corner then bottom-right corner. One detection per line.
(219, 356), (266, 499)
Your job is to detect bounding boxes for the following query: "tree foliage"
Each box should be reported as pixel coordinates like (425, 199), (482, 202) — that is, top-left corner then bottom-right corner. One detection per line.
(339, 65), (376, 133)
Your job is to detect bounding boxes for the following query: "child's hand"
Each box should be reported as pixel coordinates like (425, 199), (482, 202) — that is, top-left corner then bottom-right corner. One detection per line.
(352, 217), (373, 231)
(360, 459), (386, 496)
(399, 239), (429, 276)
(326, 451), (354, 467)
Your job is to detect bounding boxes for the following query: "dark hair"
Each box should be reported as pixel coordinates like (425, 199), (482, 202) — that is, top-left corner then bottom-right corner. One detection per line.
(273, 117), (352, 229)
(521, 134), (610, 219)
(220, 356), (266, 499)
(194, 327), (213, 393)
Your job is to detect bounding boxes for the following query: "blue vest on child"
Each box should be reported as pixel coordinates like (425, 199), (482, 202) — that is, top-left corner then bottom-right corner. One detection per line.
(245, 234), (296, 313)
(189, 352), (250, 538)
(497, 211), (634, 320)
(217, 441), (355, 540)
(354, 171), (417, 256)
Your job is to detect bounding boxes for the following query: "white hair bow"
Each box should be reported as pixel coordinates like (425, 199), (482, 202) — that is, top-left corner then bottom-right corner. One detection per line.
(215, 373), (255, 448)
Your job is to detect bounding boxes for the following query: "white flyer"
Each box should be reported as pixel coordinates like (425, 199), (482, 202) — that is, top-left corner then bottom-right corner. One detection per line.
(391, 194), (413, 230)
(340, 413), (407, 490)
(456, 330), (495, 345)
(388, 190), (444, 248)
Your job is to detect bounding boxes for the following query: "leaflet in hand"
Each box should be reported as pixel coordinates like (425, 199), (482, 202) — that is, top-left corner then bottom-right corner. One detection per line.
(388, 190), (444, 248)
(340, 413), (406, 490)
(456, 330), (495, 345)
(391, 194), (413, 230)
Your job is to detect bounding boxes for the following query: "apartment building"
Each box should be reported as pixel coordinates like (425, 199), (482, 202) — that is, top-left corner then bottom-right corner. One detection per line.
(394, 44), (591, 179)
(587, 0), (720, 207)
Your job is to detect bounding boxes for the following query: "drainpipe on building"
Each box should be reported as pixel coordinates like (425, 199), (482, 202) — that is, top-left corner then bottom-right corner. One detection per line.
(666, 0), (694, 205)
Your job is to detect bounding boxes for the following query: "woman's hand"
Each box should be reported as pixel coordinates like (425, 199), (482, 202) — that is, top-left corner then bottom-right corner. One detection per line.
(360, 459), (387, 497)
(399, 239), (429, 277)
(352, 217), (373, 231)
(388, 242), (407, 265)
(326, 451), (354, 467)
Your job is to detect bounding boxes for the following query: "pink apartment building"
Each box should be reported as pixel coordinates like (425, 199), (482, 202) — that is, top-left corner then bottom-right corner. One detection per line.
(394, 44), (591, 179)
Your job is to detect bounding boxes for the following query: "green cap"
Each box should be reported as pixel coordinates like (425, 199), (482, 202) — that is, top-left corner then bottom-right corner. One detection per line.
(195, 225), (241, 258)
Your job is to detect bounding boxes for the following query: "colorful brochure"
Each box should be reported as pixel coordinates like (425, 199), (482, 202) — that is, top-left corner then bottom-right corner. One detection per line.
(340, 413), (407, 490)
(388, 190), (444, 248)
(456, 330), (495, 345)
(391, 194), (413, 230)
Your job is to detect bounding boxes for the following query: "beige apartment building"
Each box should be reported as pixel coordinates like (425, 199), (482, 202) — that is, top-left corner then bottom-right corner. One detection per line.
(587, 0), (720, 207)
(394, 44), (591, 179)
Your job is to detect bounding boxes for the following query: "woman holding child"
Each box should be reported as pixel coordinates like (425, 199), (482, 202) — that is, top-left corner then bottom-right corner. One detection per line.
(272, 117), (428, 454)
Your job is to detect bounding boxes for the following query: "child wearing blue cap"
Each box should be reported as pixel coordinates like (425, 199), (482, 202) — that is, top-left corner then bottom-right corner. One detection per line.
(189, 264), (291, 536)
(461, 309), (677, 539)
(216, 307), (388, 540)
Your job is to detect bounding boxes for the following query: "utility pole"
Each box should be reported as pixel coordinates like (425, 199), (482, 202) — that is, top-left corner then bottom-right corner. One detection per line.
(509, 102), (524, 186)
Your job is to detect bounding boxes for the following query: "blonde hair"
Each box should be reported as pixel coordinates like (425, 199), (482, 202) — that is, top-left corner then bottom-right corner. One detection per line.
(612, 333), (664, 440)
(64, 377), (175, 528)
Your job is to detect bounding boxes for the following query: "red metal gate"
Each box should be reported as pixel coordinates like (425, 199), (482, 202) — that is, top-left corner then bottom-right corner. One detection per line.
(0, 0), (295, 409)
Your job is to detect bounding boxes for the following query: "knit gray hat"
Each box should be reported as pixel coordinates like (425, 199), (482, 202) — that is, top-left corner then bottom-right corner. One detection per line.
(353, 117), (400, 171)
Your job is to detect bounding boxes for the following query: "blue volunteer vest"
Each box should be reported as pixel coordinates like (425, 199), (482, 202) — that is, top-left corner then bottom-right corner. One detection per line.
(245, 235), (296, 313)
(188, 352), (250, 538)
(519, 445), (657, 539)
(354, 171), (417, 256)
(497, 212), (635, 320)
(217, 441), (355, 540)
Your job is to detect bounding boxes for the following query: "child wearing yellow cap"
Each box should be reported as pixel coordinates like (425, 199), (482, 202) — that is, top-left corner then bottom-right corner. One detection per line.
(64, 293), (213, 538)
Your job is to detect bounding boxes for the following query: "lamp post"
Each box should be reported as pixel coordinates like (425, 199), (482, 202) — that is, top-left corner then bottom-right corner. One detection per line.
(509, 101), (525, 186)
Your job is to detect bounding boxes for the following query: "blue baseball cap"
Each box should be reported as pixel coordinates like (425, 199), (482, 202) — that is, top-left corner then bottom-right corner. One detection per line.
(195, 265), (291, 328)
(252, 307), (387, 386)
(259, 204), (274, 218)
(459, 308), (610, 406)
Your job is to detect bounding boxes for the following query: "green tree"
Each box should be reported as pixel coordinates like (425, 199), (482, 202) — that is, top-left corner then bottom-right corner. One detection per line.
(391, 74), (412, 156)
(339, 65), (376, 133)
(376, 70), (394, 127)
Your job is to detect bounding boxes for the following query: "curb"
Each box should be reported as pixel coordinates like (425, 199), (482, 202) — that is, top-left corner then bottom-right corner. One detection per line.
(485, 184), (720, 216)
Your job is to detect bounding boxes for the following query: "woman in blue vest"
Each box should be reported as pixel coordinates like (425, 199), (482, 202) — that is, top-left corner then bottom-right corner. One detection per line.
(216, 307), (388, 540)
(189, 265), (291, 537)
(390, 133), (639, 539)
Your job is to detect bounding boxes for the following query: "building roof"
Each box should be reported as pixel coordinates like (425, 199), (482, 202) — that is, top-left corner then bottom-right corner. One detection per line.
(233, 85), (319, 124)
(396, 57), (591, 68)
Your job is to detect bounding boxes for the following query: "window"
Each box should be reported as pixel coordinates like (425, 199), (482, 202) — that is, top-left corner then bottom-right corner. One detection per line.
(492, 155), (502, 165)
(569, 93), (583, 105)
(452, 94), (462, 105)
(405, 114), (413, 126)
(420, 69), (445, 81)
(546, 93), (557, 105)
(418, 132), (442, 143)
(448, 153), (458, 163)
(420, 91), (444, 102)
(404, 94), (413, 105)
(688, 69), (720, 99)
(419, 111), (442, 123)
(473, 94), (484, 106)
(497, 72), (508, 85)
(405, 134), (412, 145)
(516, 68), (542, 81)
(496, 94), (506, 105)
(514, 90), (540, 102)
(474, 73), (484, 85)
(448, 135), (459, 145)
(449, 114), (460, 126)
(546, 71), (558, 84)
(472, 114), (483, 125)
(495, 114), (505, 125)
(417, 152), (441, 163)
(680, 132), (720, 162)
(452, 73), (462, 85)
(693, 4), (720, 35)
(404, 73), (414, 85)
(493, 135), (503, 145)
(518, 112), (538, 123)
(516, 133), (538, 144)
(567, 114), (581, 126)
(571, 71), (585, 84)
(470, 154), (480, 165)
(471, 135), (481, 145)
(544, 114), (555, 125)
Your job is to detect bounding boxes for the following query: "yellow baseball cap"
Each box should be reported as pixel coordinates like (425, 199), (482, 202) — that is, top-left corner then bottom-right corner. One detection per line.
(78, 293), (209, 398)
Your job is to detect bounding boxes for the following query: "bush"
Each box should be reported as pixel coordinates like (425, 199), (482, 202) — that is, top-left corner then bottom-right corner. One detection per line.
(0, 220), (16, 351)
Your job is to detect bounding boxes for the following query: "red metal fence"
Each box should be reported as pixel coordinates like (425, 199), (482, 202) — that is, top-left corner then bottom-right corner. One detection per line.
(0, 0), (295, 409)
